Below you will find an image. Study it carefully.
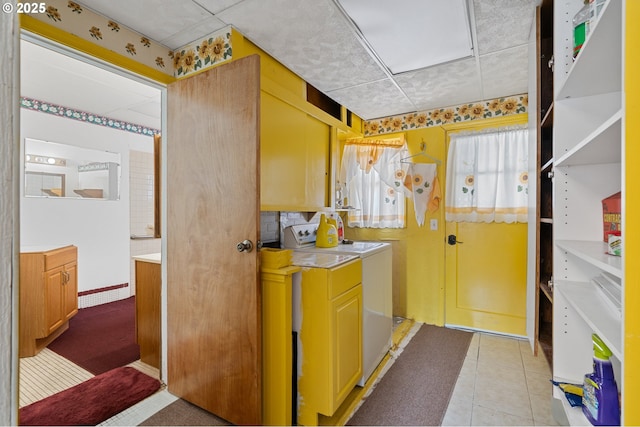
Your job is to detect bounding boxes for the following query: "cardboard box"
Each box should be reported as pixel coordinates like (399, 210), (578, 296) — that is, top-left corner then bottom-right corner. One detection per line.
(602, 192), (621, 242)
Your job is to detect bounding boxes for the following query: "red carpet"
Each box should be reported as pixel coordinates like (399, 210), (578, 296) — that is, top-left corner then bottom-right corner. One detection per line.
(19, 366), (161, 426)
(48, 297), (140, 375)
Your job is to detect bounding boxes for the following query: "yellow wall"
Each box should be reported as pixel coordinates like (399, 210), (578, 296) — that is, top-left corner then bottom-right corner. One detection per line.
(342, 126), (446, 324)
(624, 1), (639, 423)
(343, 115), (527, 325)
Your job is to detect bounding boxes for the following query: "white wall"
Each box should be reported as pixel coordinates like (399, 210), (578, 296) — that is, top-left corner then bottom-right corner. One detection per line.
(20, 108), (154, 296)
(1, 4), (19, 424)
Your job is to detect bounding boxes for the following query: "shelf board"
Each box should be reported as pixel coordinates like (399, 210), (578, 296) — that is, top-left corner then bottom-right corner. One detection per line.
(556, 0), (622, 100)
(540, 218), (553, 224)
(552, 386), (590, 426)
(555, 109), (622, 167)
(541, 158), (554, 172)
(541, 102), (554, 128)
(555, 240), (622, 278)
(540, 281), (553, 303)
(555, 280), (622, 360)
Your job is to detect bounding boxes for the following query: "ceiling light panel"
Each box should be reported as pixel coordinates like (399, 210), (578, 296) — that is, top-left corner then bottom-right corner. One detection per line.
(337, 0), (473, 75)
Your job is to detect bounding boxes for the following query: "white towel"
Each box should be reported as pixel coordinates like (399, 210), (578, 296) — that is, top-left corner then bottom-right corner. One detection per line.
(406, 163), (437, 226)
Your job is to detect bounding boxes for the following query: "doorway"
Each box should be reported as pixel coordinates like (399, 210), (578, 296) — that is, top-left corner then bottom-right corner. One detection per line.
(18, 34), (164, 408)
(442, 117), (529, 337)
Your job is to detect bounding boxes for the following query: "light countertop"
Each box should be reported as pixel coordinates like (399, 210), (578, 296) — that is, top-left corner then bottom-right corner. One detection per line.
(132, 253), (161, 264)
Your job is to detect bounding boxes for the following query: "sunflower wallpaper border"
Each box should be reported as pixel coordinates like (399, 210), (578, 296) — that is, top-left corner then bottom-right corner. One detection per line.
(363, 94), (528, 136)
(172, 30), (232, 79)
(27, 0), (174, 77)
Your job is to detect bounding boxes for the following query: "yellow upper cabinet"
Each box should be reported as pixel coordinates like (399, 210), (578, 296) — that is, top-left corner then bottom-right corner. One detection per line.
(260, 92), (331, 211)
(233, 30), (361, 211)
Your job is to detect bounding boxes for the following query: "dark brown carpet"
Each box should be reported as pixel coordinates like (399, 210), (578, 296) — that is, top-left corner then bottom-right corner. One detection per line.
(48, 297), (140, 375)
(139, 399), (231, 426)
(347, 324), (473, 426)
(19, 366), (161, 426)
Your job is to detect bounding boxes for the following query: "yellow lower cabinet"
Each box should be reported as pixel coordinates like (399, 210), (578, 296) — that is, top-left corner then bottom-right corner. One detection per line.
(297, 260), (363, 426)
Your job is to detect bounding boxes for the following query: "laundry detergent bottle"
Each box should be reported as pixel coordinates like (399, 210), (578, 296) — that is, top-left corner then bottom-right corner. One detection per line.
(582, 334), (620, 426)
(316, 214), (338, 248)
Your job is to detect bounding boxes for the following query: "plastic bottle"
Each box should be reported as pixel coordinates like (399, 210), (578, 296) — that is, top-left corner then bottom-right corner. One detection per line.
(316, 214), (338, 248)
(330, 213), (344, 242)
(582, 334), (620, 426)
(573, 0), (591, 59)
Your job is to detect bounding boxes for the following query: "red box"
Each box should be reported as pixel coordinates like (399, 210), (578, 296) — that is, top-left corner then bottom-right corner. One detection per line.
(602, 192), (621, 242)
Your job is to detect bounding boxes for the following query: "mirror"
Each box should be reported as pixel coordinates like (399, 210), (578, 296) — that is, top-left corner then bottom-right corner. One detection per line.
(24, 138), (121, 200)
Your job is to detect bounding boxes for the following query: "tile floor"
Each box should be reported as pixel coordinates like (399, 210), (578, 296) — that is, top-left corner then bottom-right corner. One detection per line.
(443, 331), (560, 426)
(19, 325), (561, 426)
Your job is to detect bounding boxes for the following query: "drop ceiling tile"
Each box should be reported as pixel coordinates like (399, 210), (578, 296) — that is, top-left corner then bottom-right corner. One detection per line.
(327, 80), (415, 120)
(77, 0), (215, 48)
(394, 58), (483, 111)
(195, 0), (246, 14)
(217, 0), (386, 92)
(472, 0), (536, 55)
(338, 0), (473, 74)
(479, 45), (529, 100)
(160, 16), (228, 49)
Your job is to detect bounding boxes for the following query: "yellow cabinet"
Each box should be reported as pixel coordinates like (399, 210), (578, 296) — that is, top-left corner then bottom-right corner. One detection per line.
(261, 91), (331, 211)
(261, 265), (301, 426)
(330, 285), (362, 404)
(298, 259), (362, 426)
(20, 245), (78, 357)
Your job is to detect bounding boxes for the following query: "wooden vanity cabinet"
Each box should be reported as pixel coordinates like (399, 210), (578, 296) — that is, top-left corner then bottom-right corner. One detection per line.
(134, 258), (161, 369)
(19, 245), (78, 357)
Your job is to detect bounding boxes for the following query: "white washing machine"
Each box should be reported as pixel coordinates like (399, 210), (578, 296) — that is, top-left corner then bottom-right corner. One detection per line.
(284, 224), (392, 386)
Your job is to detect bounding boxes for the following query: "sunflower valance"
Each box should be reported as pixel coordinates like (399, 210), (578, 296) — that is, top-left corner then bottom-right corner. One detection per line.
(345, 133), (405, 148)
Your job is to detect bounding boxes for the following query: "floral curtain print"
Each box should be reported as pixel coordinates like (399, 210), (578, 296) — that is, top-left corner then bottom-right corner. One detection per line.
(340, 136), (410, 228)
(445, 126), (529, 223)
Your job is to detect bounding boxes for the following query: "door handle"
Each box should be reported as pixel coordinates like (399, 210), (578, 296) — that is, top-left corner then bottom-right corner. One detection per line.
(447, 234), (463, 245)
(236, 239), (254, 253)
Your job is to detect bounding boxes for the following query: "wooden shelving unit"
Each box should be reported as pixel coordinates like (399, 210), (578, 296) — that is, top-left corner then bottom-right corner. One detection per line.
(533, 0), (554, 368)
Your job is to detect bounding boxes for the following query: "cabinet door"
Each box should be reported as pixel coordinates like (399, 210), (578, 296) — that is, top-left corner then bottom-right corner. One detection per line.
(261, 92), (330, 211)
(331, 284), (362, 407)
(62, 261), (78, 321)
(135, 260), (161, 368)
(43, 266), (64, 336)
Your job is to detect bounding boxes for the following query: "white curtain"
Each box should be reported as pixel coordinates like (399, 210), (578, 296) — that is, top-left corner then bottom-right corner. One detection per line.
(445, 126), (529, 223)
(340, 142), (410, 228)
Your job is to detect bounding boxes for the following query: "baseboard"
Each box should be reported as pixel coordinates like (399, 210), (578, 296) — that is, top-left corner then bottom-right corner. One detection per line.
(78, 283), (130, 308)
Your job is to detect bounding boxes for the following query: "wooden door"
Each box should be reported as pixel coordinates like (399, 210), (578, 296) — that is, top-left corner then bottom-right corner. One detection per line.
(445, 221), (528, 335)
(166, 55), (262, 425)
